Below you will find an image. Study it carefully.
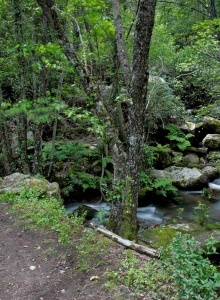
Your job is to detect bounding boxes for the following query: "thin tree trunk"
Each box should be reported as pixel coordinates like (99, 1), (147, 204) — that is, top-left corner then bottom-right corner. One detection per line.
(209, 0), (217, 19)
(0, 120), (12, 176)
(32, 15), (47, 175)
(13, 0), (30, 174)
(47, 70), (64, 178)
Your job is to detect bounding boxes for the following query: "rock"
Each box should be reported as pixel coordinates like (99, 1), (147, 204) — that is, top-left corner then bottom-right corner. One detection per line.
(207, 151), (220, 162)
(202, 134), (220, 149)
(186, 146), (208, 155)
(203, 117), (220, 134)
(172, 151), (183, 166)
(201, 166), (219, 181)
(180, 121), (196, 133)
(90, 276), (100, 281)
(0, 173), (31, 193)
(164, 166), (207, 188)
(73, 204), (98, 220)
(0, 172), (61, 203)
(182, 153), (199, 168)
(151, 169), (171, 179)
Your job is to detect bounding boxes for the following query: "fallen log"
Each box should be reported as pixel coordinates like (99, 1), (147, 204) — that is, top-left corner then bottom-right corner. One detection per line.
(89, 222), (159, 258)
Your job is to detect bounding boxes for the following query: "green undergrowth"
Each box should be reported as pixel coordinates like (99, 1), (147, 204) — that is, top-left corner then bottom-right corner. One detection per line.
(0, 186), (84, 243)
(108, 233), (220, 300)
(0, 186), (111, 271)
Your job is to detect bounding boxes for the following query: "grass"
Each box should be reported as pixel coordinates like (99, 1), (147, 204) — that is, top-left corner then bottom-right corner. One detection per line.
(0, 186), (111, 271)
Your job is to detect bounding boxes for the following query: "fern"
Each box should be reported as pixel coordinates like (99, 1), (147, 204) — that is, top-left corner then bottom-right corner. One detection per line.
(140, 171), (177, 197)
(165, 124), (193, 151)
(153, 177), (177, 197)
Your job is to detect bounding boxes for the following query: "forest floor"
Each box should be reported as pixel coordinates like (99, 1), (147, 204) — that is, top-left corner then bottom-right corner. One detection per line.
(0, 202), (152, 300)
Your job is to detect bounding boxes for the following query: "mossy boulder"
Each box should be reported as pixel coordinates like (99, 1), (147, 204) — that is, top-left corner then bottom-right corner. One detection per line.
(182, 153), (200, 168)
(164, 166), (207, 188)
(207, 151), (220, 162)
(0, 172), (62, 203)
(202, 134), (220, 149)
(203, 117), (220, 134)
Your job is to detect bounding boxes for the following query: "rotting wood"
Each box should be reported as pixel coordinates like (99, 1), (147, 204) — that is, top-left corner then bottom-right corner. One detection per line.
(89, 222), (159, 258)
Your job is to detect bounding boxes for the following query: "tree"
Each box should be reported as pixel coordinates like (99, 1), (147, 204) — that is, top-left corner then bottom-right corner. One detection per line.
(36, 0), (157, 240)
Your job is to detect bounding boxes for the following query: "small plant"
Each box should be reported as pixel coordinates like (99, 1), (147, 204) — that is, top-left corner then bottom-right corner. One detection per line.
(165, 124), (193, 151)
(95, 207), (107, 225)
(194, 201), (209, 227)
(108, 250), (174, 298)
(140, 171), (178, 198)
(76, 229), (110, 271)
(172, 207), (184, 224)
(153, 177), (178, 197)
(142, 145), (158, 169)
(202, 187), (212, 200)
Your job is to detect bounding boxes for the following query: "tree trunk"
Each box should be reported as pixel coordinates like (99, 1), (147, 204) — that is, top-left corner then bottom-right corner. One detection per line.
(32, 15), (47, 175)
(13, 0), (30, 174)
(209, 0), (218, 19)
(0, 123), (12, 176)
(108, 0), (157, 240)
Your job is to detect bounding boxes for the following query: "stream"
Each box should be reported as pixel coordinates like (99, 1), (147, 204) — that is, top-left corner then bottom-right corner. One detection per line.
(65, 179), (220, 227)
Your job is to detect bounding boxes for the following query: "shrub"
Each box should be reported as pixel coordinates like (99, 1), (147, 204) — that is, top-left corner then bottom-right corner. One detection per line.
(161, 232), (220, 300)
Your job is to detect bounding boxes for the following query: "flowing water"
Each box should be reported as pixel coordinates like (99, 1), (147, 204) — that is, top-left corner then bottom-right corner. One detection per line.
(65, 178), (220, 227)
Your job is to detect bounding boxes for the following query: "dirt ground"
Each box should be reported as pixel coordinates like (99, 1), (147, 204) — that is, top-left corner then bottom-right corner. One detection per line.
(0, 202), (151, 300)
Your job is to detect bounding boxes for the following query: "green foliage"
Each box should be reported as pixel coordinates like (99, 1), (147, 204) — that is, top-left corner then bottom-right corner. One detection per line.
(195, 100), (220, 119)
(153, 177), (178, 197)
(108, 233), (220, 299)
(106, 179), (125, 202)
(42, 140), (103, 194)
(76, 229), (110, 271)
(193, 201), (210, 227)
(142, 145), (158, 169)
(0, 186), (85, 243)
(108, 250), (174, 299)
(146, 78), (186, 134)
(140, 171), (177, 198)
(165, 124), (193, 151)
(162, 232), (220, 300)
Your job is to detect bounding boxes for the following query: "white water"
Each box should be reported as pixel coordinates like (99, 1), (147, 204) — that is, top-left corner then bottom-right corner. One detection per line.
(65, 202), (163, 226)
(209, 183), (220, 191)
(65, 177), (220, 226)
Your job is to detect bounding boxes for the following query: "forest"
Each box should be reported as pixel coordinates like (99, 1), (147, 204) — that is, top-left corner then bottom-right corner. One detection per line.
(1, 0), (220, 298)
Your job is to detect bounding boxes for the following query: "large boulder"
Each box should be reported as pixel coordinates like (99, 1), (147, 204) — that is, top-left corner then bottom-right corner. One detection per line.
(201, 166), (219, 181)
(202, 134), (220, 149)
(0, 172), (61, 203)
(202, 117), (220, 134)
(164, 166), (207, 188)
